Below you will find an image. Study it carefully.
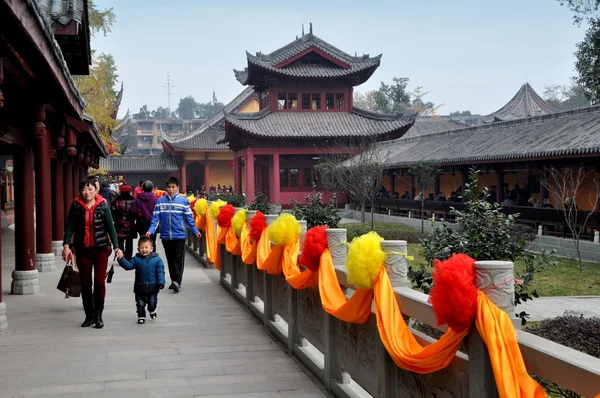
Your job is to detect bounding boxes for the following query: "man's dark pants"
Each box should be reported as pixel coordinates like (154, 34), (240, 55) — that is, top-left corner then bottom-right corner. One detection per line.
(161, 239), (186, 285)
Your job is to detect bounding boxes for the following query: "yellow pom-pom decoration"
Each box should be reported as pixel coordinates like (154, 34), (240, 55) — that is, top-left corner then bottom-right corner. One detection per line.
(231, 209), (247, 237)
(195, 198), (208, 216)
(187, 194), (195, 202)
(209, 199), (227, 219)
(346, 231), (386, 290)
(268, 213), (301, 246)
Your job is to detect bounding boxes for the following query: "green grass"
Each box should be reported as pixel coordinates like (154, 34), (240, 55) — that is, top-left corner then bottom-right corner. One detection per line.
(345, 222), (422, 243)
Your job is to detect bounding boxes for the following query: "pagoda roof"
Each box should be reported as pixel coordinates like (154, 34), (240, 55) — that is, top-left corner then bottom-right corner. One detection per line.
(220, 107), (414, 146)
(100, 155), (178, 173)
(234, 32), (381, 86)
(162, 87), (257, 151)
(482, 83), (560, 123)
(375, 105), (600, 168)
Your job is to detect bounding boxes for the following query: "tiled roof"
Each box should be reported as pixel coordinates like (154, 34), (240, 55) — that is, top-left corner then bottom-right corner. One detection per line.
(162, 87), (256, 150)
(402, 118), (468, 139)
(377, 105), (600, 167)
(37, 0), (84, 26)
(100, 156), (178, 173)
(234, 32), (381, 85)
(221, 107), (414, 141)
(482, 83), (559, 123)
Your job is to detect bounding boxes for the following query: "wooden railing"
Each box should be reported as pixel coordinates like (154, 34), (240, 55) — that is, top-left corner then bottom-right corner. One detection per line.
(187, 227), (600, 398)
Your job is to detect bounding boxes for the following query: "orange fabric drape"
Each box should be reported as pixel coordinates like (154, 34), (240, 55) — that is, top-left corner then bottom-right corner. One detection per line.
(317, 250), (373, 324)
(373, 267), (468, 374)
(240, 224), (258, 265)
(255, 227), (271, 270)
(261, 244), (284, 274)
(475, 291), (546, 398)
(225, 225), (241, 256)
(283, 239), (318, 289)
(217, 225), (227, 244)
(196, 214), (206, 231)
(205, 212), (220, 269)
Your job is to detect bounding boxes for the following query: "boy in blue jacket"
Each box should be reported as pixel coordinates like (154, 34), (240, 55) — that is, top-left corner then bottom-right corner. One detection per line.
(146, 177), (201, 293)
(117, 237), (165, 324)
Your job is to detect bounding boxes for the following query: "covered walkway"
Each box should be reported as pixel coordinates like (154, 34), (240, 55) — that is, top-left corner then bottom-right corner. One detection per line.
(0, 228), (327, 398)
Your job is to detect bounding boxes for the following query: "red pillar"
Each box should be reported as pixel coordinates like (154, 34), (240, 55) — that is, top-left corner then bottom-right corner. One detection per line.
(180, 160), (187, 194)
(244, 148), (255, 203)
(63, 160), (73, 217)
(204, 154), (210, 192)
(270, 153), (280, 204)
(51, 157), (65, 252)
(234, 155), (242, 194)
(34, 113), (53, 256)
(14, 145), (36, 272)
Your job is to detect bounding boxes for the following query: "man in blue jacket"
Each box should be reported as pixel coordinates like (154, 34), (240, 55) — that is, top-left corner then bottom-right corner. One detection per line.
(146, 177), (201, 293)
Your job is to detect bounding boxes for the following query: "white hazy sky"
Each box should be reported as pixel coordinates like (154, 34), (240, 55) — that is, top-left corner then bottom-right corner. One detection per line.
(92, 0), (585, 118)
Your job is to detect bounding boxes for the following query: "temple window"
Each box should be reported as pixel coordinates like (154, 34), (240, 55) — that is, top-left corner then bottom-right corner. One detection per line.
(302, 93), (311, 109)
(326, 93), (335, 110)
(336, 93), (345, 110)
(303, 168), (313, 187)
(290, 169), (299, 187)
(280, 168), (289, 187)
(288, 93), (298, 109)
(312, 93), (321, 110)
(277, 93), (287, 110)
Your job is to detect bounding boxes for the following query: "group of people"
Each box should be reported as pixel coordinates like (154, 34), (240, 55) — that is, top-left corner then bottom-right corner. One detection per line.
(61, 176), (201, 328)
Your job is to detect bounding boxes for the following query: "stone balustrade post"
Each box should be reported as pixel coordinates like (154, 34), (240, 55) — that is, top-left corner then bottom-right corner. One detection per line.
(594, 231), (599, 244)
(326, 228), (347, 267)
(381, 240), (411, 288)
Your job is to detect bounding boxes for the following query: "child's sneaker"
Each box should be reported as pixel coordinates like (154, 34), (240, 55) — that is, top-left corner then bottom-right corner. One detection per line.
(138, 318), (145, 324)
(173, 282), (180, 293)
(150, 311), (157, 320)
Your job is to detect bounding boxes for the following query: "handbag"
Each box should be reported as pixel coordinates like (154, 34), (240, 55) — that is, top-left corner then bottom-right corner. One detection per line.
(106, 254), (116, 283)
(57, 256), (81, 298)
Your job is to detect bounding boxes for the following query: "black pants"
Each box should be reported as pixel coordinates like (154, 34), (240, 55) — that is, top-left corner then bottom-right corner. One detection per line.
(118, 238), (134, 260)
(162, 239), (186, 285)
(135, 292), (158, 318)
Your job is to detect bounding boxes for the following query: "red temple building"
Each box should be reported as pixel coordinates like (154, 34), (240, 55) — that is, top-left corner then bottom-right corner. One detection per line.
(218, 27), (415, 204)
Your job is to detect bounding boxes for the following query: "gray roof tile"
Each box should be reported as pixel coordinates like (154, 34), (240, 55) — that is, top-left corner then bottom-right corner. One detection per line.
(482, 83), (559, 123)
(162, 87), (256, 150)
(100, 156), (178, 173)
(402, 118), (468, 139)
(222, 107), (414, 140)
(37, 0), (84, 26)
(377, 105), (600, 167)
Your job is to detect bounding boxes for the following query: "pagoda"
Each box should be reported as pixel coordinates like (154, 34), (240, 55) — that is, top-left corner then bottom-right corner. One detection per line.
(221, 25), (415, 204)
(482, 83), (559, 123)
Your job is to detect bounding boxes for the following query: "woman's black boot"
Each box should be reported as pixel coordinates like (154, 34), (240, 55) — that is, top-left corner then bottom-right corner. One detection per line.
(94, 300), (104, 329)
(81, 295), (94, 327)
(81, 313), (94, 327)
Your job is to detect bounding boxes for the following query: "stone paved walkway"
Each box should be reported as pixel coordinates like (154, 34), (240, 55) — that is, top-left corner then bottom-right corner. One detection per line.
(518, 296), (600, 321)
(0, 227), (328, 398)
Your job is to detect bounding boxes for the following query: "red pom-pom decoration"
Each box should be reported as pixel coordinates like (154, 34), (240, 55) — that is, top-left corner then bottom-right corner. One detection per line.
(190, 199), (197, 216)
(429, 253), (478, 332)
(217, 204), (236, 228)
(249, 211), (267, 241)
(300, 226), (329, 272)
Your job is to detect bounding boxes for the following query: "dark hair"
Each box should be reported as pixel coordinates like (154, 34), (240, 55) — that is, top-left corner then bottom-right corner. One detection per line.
(142, 180), (154, 192)
(78, 177), (97, 191)
(138, 180), (144, 187)
(166, 177), (179, 187)
(138, 236), (153, 247)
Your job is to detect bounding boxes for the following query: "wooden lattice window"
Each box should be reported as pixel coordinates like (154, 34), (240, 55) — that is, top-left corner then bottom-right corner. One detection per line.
(277, 93), (287, 110)
(280, 168), (289, 187)
(336, 93), (345, 110)
(302, 94), (311, 109)
(326, 93), (335, 110)
(288, 93), (298, 110)
(312, 94), (321, 110)
(303, 168), (313, 187)
(290, 169), (299, 187)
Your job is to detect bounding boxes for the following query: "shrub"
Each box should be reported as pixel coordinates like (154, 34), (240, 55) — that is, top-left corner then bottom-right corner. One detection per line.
(526, 316), (600, 397)
(247, 191), (274, 214)
(345, 222), (421, 243)
(207, 193), (246, 208)
(290, 193), (341, 229)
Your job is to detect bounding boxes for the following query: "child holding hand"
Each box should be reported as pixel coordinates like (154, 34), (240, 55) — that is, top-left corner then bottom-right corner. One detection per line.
(117, 237), (165, 324)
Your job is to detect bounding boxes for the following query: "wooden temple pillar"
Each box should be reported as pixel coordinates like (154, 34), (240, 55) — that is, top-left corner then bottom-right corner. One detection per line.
(204, 153), (210, 192)
(51, 155), (65, 256)
(63, 157), (73, 221)
(495, 167), (504, 204)
(34, 106), (55, 272)
(12, 140), (40, 295)
(234, 155), (242, 195)
(410, 175), (416, 199)
(433, 175), (440, 197)
(244, 147), (255, 203)
(72, 160), (80, 200)
(388, 171), (396, 194)
(270, 153), (280, 204)
(180, 159), (187, 194)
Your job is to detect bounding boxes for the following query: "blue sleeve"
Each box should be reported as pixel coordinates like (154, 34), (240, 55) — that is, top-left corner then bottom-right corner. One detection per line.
(118, 257), (136, 271)
(148, 200), (161, 235)
(183, 198), (199, 235)
(156, 258), (166, 286)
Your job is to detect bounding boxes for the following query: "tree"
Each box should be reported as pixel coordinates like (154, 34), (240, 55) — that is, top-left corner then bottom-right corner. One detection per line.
(544, 80), (592, 110)
(575, 18), (600, 103)
(539, 166), (600, 271)
(133, 105), (151, 120)
(151, 106), (170, 119)
(176, 96), (199, 119)
(353, 90), (378, 111)
(408, 160), (443, 235)
(88, 0), (116, 37)
(372, 77), (411, 114)
(450, 110), (472, 116)
(557, 0), (600, 25)
(407, 86), (443, 116)
(196, 92), (225, 119)
(73, 53), (119, 144)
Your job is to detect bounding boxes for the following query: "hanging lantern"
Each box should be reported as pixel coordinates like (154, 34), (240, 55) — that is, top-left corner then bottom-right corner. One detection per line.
(229, 160), (234, 168)
(107, 144), (115, 154)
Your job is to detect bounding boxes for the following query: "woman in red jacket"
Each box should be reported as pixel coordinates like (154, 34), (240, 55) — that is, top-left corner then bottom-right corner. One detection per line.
(62, 178), (122, 329)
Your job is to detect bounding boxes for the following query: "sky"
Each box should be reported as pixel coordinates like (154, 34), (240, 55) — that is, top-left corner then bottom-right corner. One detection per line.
(92, 0), (586, 118)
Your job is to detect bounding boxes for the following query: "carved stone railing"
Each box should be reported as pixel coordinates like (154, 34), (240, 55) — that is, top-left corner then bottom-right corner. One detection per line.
(199, 223), (600, 398)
